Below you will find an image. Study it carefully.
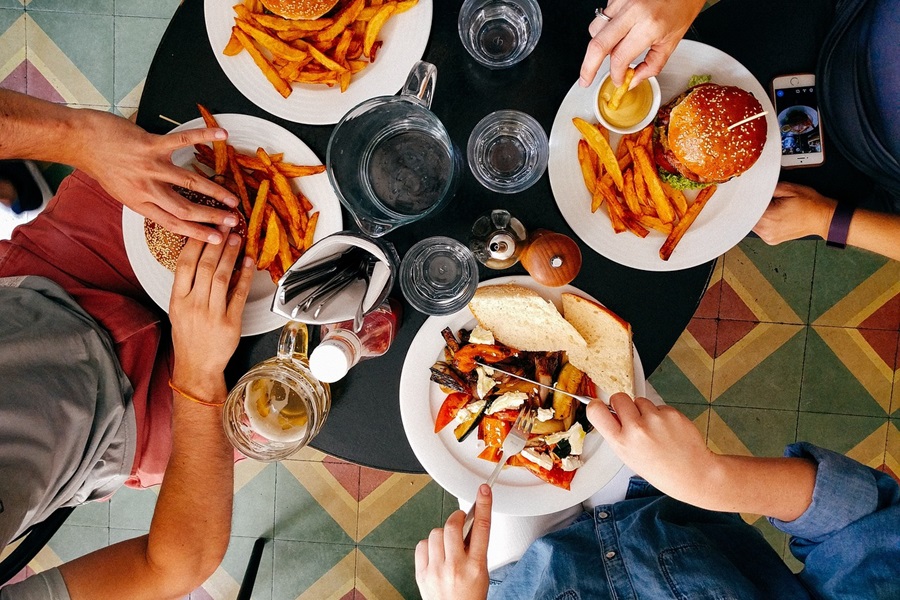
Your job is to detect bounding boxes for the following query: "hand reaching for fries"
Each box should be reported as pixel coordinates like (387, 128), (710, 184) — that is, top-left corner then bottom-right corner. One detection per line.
(579, 0), (705, 88)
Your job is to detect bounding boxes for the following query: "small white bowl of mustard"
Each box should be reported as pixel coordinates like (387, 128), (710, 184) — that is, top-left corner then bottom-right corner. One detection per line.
(593, 66), (661, 135)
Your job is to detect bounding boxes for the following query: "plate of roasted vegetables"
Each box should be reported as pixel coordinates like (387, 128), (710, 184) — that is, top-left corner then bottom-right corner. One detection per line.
(399, 276), (645, 516)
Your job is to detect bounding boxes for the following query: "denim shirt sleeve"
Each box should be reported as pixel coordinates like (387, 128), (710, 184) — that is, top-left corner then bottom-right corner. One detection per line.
(768, 442), (900, 543)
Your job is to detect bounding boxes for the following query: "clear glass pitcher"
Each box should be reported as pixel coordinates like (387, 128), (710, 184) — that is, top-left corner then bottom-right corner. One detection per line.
(223, 321), (330, 461)
(326, 61), (463, 237)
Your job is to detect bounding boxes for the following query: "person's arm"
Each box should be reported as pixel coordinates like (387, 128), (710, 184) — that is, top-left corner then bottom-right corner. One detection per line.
(0, 89), (238, 243)
(579, 0), (705, 88)
(588, 394), (817, 522)
(57, 233), (254, 600)
(415, 484), (492, 600)
(753, 181), (900, 261)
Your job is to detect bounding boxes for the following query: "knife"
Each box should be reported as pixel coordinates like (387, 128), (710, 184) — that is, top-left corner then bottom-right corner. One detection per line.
(474, 361), (615, 409)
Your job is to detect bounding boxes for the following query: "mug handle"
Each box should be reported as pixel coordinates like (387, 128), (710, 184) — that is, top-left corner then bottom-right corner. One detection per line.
(401, 61), (437, 109)
(277, 320), (310, 360)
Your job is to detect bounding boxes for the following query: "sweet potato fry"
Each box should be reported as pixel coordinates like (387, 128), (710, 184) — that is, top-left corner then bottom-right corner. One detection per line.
(275, 163), (326, 178)
(622, 168), (642, 214)
(663, 183), (689, 219)
(573, 117), (623, 191)
(235, 19), (309, 62)
(233, 28), (292, 98)
(256, 147), (302, 230)
(245, 179), (269, 261)
(577, 140), (598, 195)
(226, 145), (252, 216)
(364, 3), (396, 58)
(197, 104), (227, 175)
(258, 211), (281, 270)
(303, 212), (319, 250)
(628, 140), (674, 223)
(660, 185), (717, 260)
(224, 30), (243, 56)
(278, 215), (293, 272)
(312, 0), (365, 43)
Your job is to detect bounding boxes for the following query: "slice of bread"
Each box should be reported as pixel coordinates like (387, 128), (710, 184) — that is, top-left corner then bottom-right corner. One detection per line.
(468, 284), (587, 353)
(562, 293), (634, 396)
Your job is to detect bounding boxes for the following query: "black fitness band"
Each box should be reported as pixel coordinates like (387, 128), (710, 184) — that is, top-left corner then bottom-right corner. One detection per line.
(826, 202), (855, 249)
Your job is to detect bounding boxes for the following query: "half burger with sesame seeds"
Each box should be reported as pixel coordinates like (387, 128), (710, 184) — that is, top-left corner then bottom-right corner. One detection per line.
(653, 83), (767, 190)
(259, 0), (340, 20)
(144, 186), (248, 272)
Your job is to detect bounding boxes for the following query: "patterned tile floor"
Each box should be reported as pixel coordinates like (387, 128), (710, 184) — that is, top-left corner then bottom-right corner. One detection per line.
(1, 0), (898, 598)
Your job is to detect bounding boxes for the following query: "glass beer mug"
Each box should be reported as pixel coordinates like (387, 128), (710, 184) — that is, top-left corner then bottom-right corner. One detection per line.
(223, 321), (330, 461)
(326, 61), (463, 237)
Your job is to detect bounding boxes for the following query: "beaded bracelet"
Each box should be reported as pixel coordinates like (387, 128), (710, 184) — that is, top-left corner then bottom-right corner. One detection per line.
(168, 379), (226, 408)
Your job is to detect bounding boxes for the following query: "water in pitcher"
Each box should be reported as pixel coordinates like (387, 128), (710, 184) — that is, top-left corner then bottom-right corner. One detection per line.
(365, 129), (452, 216)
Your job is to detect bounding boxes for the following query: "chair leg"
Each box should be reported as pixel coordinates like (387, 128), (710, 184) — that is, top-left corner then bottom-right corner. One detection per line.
(236, 538), (267, 600)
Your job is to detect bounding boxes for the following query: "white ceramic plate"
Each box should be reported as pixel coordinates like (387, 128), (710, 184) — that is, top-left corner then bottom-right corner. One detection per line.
(122, 113), (343, 336)
(548, 40), (781, 272)
(204, 0), (433, 124)
(399, 276), (646, 516)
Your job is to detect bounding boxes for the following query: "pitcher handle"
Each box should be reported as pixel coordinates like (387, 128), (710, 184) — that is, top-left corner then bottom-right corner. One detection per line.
(277, 320), (310, 360)
(401, 61), (437, 108)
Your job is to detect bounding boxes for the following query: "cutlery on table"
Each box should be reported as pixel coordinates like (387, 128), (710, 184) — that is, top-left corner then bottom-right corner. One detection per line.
(473, 361), (615, 409)
(461, 406), (535, 545)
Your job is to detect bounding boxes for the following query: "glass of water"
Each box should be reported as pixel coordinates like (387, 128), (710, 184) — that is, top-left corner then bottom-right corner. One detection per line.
(400, 237), (479, 316)
(467, 110), (549, 193)
(458, 0), (542, 69)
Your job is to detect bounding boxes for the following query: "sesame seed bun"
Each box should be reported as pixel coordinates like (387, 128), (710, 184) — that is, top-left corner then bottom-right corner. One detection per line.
(144, 186), (247, 272)
(259, 0), (340, 20)
(665, 84), (766, 184)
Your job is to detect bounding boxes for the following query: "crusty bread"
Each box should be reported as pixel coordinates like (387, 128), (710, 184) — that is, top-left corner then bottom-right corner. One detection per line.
(468, 284), (587, 353)
(562, 293), (634, 396)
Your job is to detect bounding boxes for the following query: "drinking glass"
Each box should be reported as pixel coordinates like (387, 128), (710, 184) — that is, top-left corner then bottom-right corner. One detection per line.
(223, 321), (330, 461)
(400, 237), (479, 316)
(327, 62), (462, 237)
(458, 0), (542, 69)
(467, 110), (549, 193)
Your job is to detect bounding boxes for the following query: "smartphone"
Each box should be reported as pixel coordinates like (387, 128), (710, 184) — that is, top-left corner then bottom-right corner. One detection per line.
(771, 74), (825, 168)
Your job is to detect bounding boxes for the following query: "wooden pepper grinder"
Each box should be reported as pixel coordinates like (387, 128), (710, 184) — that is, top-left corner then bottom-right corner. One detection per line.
(519, 229), (583, 287)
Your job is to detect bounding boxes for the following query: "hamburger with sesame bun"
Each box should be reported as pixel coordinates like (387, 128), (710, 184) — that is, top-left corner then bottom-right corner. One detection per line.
(653, 82), (767, 190)
(259, 0), (340, 20)
(144, 186), (247, 272)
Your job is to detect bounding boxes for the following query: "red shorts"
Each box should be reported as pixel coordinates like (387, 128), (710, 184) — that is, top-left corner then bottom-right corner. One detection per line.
(0, 171), (173, 488)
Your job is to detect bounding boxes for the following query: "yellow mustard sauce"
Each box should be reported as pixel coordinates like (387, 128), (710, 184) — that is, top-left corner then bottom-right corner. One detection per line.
(599, 78), (653, 128)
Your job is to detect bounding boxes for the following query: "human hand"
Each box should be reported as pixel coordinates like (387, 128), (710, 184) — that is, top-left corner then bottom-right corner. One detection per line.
(169, 232), (254, 398)
(587, 393), (718, 502)
(75, 110), (240, 244)
(415, 484), (491, 600)
(579, 0), (705, 88)
(753, 181), (837, 244)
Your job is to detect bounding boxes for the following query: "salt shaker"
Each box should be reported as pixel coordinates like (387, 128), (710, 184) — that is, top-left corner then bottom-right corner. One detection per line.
(469, 209), (528, 269)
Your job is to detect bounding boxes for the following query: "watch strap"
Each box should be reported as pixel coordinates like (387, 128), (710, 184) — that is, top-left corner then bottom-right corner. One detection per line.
(826, 202), (855, 249)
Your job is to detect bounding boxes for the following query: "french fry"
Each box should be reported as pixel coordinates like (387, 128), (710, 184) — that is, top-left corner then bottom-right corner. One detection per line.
(637, 214), (674, 235)
(276, 163), (326, 178)
(663, 183), (689, 219)
(606, 67), (635, 111)
(227, 145), (252, 216)
(256, 147), (301, 229)
(233, 27), (292, 98)
(364, 3), (396, 58)
(302, 212), (319, 250)
(603, 191), (628, 233)
(622, 169), (642, 214)
(334, 28), (353, 64)
(278, 215), (293, 272)
(258, 211), (281, 270)
(197, 104), (227, 175)
(245, 179), (269, 261)
(628, 140), (675, 223)
(577, 140), (598, 195)
(660, 185), (718, 260)
(312, 0), (365, 43)
(573, 117), (623, 191)
(235, 19), (309, 62)
(224, 30), (243, 56)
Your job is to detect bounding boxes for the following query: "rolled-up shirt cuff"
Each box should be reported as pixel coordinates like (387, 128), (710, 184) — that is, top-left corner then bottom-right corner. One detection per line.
(769, 442), (879, 542)
(0, 568), (71, 600)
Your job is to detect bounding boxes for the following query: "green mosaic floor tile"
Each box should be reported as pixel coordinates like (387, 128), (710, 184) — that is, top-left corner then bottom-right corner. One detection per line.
(0, 7), (21, 32)
(796, 412), (887, 456)
(729, 238), (816, 323)
(710, 407), (798, 458)
(810, 241), (893, 323)
(667, 401), (709, 422)
(232, 463), (277, 538)
(67, 498), (109, 527)
(27, 11), (114, 104)
(115, 0), (180, 19)
(359, 480), (443, 549)
(0, 8), (25, 93)
(26, 0), (113, 13)
(272, 540), (355, 600)
(359, 545), (421, 600)
(0, 2), (21, 10)
(273, 463), (355, 545)
(800, 327), (891, 417)
(113, 15), (168, 106)
(712, 324), (805, 411)
(109, 485), (157, 530)
(109, 527), (147, 545)
(219, 536), (274, 600)
(650, 355), (712, 405)
(46, 525), (108, 563)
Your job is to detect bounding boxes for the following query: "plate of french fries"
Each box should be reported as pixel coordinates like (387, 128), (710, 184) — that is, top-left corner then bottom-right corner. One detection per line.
(548, 41), (781, 271)
(205, 0), (432, 125)
(122, 112), (343, 336)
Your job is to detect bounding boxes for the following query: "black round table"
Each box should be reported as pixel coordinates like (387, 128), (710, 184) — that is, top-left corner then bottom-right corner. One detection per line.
(136, 0), (847, 473)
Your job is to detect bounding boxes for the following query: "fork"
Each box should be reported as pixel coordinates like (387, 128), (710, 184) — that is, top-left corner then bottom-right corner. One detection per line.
(461, 406), (535, 544)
